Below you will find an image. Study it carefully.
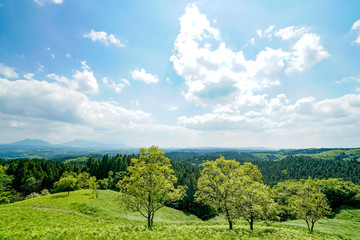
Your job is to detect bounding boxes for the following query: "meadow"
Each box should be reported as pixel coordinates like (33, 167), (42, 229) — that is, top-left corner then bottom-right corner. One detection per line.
(0, 189), (359, 239)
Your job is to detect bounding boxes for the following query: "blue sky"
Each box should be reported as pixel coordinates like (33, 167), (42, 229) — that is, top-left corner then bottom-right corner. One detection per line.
(1, 0), (360, 148)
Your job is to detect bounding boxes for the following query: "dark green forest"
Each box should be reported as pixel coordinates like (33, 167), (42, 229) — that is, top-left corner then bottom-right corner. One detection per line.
(1, 150), (360, 220)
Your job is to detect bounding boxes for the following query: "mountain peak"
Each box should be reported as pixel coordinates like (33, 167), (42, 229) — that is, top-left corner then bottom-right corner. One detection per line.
(8, 139), (52, 146)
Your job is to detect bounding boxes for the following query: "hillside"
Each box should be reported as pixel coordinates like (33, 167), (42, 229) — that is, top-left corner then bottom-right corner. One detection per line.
(0, 190), (359, 239)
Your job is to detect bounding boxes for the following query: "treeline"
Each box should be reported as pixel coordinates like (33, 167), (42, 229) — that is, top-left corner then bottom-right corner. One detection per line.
(0, 154), (134, 203)
(1, 154), (360, 221)
(255, 156), (360, 185)
(170, 153), (360, 185)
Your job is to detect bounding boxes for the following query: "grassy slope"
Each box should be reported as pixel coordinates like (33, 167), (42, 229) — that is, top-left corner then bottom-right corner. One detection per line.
(0, 190), (358, 239)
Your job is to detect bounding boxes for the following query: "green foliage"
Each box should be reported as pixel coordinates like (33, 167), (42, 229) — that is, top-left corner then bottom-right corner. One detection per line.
(117, 146), (186, 228)
(53, 173), (77, 196)
(40, 189), (51, 196)
(236, 181), (279, 230)
(289, 183), (332, 233)
(0, 165), (13, 204)
(25, 192), (41, 199)
(195, 156), (242, 230)
(76, 171), (91, 189)
(312, 178), (360, 209)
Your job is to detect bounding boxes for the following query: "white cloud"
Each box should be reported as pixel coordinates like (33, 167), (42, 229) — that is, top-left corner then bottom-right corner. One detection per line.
(70, 62), (99, 95)
(351, 19), (360, 44)
(130, 68), (159, 84)
(336, 75), (360, 84)
(249, 38), (255, 45)
(83, 30), (124, 47)
(168, 106), (178, 111)
(9, 120), (26, 128)
(37, 63), (45, 72)
(23, 73), (35, 80)
(256, 25), (275, 39)
(47, 73), (70, 84)
(171, 4), (331, 134)
(34, 0), (63, 6)
(0, 78), (149, 129)
(274, 26), (330, 72)
(177, 93), (360, 132)
(66, 53), (72, 58)
(0, 63), (18, 78)
(50, 53), (55, 59)
(47, 61), (99, 95)
(131, 99), (140, 107)
(275, 26), (308, 40)
(102, 77), (130, 93)
(170, 4), (295, 108)
(286, 33), (330, 72)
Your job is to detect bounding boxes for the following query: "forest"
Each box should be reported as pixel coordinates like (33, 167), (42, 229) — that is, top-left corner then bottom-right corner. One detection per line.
(1, 148), (360, 223)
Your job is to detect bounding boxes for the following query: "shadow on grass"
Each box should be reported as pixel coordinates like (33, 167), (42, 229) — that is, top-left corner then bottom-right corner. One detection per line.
(50, 194), (68, 199)
(327, 205), (359, 219)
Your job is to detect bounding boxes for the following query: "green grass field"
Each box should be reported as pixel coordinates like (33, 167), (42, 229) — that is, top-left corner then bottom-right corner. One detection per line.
(0, 190), (359, 239)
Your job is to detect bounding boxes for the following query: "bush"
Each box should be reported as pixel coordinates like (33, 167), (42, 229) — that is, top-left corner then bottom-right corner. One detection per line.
(25, 192), (41, 199)
(41, 189), (51, 196)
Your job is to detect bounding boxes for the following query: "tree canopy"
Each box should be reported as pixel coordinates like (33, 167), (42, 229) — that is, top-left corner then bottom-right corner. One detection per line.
(289, 182), (331, 233)
(117, 146), (186, 228)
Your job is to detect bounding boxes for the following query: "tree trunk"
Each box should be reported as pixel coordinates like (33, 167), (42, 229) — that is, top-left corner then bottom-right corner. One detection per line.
(310, 221), (315, 233)
(228, 219), (233, 230)
(68, 191), (70, 196)
(250, 217), (254, 231)
(147, 213), (152, 229)
(150, 214), (154, 228)
(305, 220), (310, 233)
(225, 207), (233, 230)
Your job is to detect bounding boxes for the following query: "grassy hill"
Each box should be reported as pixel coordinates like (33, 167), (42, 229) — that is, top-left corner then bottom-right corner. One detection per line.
(0, 190), (359, 239)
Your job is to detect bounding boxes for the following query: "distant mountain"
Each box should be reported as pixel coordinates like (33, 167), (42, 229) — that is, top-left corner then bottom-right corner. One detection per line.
(0, 139), (53, 147)
(58, 139), (128, 149)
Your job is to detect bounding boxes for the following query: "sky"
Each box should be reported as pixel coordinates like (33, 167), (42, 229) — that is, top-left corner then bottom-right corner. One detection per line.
(0, 0), (360, 148)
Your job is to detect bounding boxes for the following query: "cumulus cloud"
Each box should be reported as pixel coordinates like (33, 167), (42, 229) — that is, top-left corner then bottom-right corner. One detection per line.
(34, 0), (62, 6)
(47, 61), (99, 95)
(83, 30), (124, 47)
(178, 93), (360, 131)
(171, 3), (330, 133)
(286, 33), (330, 72)
(0, 78), (149, 128)
(66, 53), (71, 58)
(102, 77), (130, 93)
(351, 19), (360, 44)
(130, 68), (159, 84)
(170, 4), (300, 107)
(0, 63), (18, 78)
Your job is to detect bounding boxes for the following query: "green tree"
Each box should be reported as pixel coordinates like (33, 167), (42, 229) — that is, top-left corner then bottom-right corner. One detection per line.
(194, 156), (242, 230)
(117, 146), (186, 229)
(54, 175), (77, 196)
(0, 165), (13, 204)
(236, 180), (278, 231)
(89, 176), (99, 198)
(77, 172), (91, 189)
(289, 184), (331, 233)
